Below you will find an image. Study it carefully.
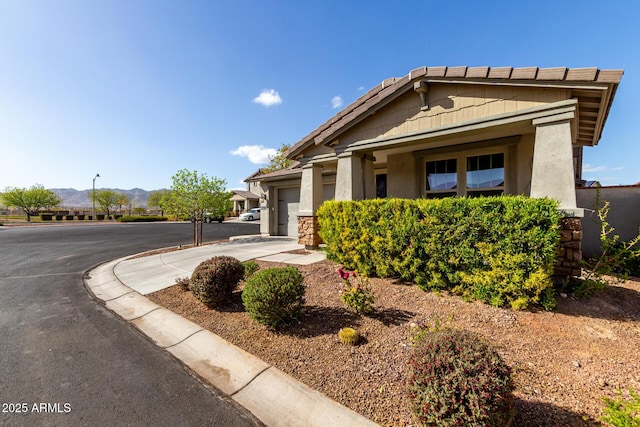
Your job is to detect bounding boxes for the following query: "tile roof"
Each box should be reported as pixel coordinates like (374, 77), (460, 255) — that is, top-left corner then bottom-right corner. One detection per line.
(286, 66), (623, 158)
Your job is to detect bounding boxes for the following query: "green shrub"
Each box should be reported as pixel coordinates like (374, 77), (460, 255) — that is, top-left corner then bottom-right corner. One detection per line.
(318, 196), (561, 309)
(190, 256), (244, 307)
(116, 215), (168, 222)
(407, 329), (515, 426)
(601, 387), (640, 427)
(242, 260), (260, 280)
(242, 267), (305, 329)
(338, 267), (375, 314)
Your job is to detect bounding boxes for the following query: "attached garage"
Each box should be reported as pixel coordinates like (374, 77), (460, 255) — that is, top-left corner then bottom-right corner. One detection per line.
(277, 187), (300, 236)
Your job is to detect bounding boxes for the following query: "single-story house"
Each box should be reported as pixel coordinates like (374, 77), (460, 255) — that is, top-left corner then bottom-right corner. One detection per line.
(247, 65), (623, 276)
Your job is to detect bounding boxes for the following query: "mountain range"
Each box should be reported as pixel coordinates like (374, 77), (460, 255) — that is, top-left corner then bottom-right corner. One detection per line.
(51, 188), (163, 208)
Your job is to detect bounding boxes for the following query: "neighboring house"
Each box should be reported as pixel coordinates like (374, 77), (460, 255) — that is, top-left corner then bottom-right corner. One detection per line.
(247, 65), (622, 273)
(230, 190), (260, 215)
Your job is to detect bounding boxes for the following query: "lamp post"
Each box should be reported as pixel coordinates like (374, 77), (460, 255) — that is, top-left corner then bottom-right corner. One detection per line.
(92, 173), (100, 221)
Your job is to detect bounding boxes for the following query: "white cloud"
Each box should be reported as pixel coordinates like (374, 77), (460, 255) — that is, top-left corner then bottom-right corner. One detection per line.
(253, 89), (282, 107)
(230, 145), (277, 164)
(357, 86), (365, 92)
(582, 163), (606, 173)
(331, 95), (343, 109)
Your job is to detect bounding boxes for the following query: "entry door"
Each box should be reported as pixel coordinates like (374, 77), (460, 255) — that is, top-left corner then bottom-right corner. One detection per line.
(277, 187), (300, 236)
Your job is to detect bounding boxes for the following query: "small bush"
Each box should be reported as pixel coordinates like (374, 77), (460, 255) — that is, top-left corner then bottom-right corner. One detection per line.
(175, 276), (190, 291)
(601, 387), (640, 427)
(407, 329), (514, 426)
(338, 268), (375, 314)
(242, 260), (260, 280)
(408, 314), (454, 346)
(338, 327), (360, 345)
(190, 256), (244, 307)
(116, 215), (168, 222)
(242, 267), (305, 329)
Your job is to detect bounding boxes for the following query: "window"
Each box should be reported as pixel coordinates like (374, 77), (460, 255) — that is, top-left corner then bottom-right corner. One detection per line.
(426, 159), (457, 198)
(425, 151), (505, 198)
(466, 153), (504, 197)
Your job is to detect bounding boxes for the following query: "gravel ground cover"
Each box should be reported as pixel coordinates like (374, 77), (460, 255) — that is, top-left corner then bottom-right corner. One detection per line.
(147, 259), (640, 426)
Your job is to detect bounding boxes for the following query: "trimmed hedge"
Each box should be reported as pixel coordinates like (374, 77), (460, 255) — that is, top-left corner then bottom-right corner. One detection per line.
(317, 196), (561, 309)
(116, 215), (168, 222)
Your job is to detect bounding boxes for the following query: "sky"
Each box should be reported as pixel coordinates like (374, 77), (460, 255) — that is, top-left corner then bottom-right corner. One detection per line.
(1, 0), (639, 193)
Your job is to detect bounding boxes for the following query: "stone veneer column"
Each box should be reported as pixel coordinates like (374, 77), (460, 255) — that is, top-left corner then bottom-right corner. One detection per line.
(297, 163), (324, 248)
(297, 215), (322, 248)
(554, 217), (582, 279)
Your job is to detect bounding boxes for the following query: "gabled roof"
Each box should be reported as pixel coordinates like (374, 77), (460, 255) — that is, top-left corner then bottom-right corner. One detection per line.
(286, 66), (623, 159)
(230, 190), (260, 200)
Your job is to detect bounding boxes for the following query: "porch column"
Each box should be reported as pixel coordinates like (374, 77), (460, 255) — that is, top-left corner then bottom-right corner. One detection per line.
(530, 115), (579, 213)
(531, 114), (583, 280)
(335, 152), (374, 200)
(298, 164), (323, 248)
(299, 164), (323, 215)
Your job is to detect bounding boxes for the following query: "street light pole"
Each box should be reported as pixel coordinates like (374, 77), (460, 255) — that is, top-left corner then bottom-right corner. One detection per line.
(92, 173), (100, 221)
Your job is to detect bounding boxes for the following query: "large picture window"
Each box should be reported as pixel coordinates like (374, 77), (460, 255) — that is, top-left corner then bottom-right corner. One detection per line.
(426, 159), (457, 198)
(466, 153), (504, 197)
(425, 151), (505, 198)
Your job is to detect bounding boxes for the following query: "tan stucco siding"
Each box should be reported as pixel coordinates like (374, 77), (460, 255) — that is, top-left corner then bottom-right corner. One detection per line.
(339, 84), (570, 145)
(514, 134), (535, 195)
(387, 152), (419, 198)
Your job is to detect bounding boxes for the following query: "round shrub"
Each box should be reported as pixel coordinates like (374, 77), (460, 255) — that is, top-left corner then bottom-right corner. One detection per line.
(242, 260), (260, 280)
(189, 256), (244, 307)
(242, 266), (305, 329)
(407, 329), (514, 426)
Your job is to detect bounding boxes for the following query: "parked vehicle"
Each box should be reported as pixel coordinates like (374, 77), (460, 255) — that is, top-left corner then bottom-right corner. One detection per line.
(239, 208), (261, 221)
(204, 212), (224, 223)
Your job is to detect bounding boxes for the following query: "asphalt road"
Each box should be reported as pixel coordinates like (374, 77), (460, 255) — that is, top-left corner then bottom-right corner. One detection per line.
(0, 221), (261, 426)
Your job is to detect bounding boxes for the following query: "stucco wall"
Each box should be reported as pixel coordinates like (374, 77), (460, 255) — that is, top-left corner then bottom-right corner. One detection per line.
(340, 84), (570, 145)
(387, 152), (418, 198)
(514, 134), (534, 195)
(577, 186), (640, 257)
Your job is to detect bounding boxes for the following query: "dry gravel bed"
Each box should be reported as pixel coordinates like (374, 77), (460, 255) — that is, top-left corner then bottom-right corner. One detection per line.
(147, 259), (640, 426)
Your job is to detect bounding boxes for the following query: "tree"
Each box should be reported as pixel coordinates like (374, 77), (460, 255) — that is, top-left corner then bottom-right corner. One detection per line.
(92, 190), (121, 218)
(161, 169), (232, 246)
(147, 189), (171, 215)
(262, 143), (293, 174)
(115, 192), (130, 214)
(1, 184), (62, 221)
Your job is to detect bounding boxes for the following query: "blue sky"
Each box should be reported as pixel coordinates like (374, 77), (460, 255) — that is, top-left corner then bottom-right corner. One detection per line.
(1, 0), (638, 193)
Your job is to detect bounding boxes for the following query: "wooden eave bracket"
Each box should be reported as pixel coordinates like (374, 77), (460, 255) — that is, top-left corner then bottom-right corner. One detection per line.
(413, 80), (429, 111)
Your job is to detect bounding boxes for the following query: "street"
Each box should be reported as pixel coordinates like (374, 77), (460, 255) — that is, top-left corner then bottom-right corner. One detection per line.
(0, 222), (261, 426)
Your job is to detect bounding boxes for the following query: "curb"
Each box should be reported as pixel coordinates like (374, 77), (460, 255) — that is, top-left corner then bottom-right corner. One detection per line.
(84, 256), (379, 427)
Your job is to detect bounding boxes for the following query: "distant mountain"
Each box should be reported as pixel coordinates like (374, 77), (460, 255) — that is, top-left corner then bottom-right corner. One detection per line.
(51, 188), (165, 208)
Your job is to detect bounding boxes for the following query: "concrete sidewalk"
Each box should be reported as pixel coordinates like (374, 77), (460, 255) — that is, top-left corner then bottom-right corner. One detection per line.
(84, 236), (378, 427)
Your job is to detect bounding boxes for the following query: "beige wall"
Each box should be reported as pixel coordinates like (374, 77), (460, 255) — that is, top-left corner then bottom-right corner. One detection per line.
(339, 84), (569, 145)
(513, 134), (534, 195)
(577, 186), (640, 257)
(387, 152), (419, 198)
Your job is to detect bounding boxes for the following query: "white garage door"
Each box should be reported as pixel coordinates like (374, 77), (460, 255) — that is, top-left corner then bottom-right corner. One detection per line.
(277, 187), (300, 236)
